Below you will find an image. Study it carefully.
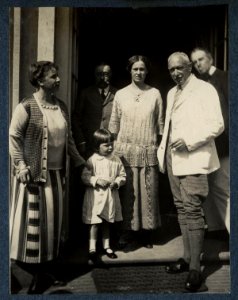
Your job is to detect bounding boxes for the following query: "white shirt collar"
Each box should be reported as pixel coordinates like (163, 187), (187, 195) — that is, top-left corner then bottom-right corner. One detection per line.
(209, 65), (216, 76)
(94, 153), (114, 160)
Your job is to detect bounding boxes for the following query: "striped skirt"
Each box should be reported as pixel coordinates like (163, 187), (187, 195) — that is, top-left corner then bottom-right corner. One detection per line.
(10, 170), (64, 263)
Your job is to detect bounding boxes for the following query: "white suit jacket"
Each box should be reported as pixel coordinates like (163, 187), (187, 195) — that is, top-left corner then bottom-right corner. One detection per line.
(157, 74), (224, 176)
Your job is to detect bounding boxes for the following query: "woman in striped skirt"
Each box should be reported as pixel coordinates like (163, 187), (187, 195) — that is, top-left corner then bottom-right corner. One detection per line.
(9, 61), (86, 293)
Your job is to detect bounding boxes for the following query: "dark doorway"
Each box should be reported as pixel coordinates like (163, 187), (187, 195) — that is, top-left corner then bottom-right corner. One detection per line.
(71, 5), (227, 214)
(68, 5), (228, 243)
(75, 5), (227, 101)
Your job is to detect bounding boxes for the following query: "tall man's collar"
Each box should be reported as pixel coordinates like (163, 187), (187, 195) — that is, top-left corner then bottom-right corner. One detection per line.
(208, 65), (216, 76)
(199, 66), (216, 81)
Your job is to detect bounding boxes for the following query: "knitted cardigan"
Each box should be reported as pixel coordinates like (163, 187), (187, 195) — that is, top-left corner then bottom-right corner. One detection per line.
(10, 95), (85, 182)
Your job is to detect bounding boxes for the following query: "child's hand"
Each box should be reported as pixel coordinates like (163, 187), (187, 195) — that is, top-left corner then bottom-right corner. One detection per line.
(96, 179), (110, 189)
(110, 182), (119, 190)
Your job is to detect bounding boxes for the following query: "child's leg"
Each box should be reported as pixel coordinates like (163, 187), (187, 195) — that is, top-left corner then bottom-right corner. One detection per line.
(101, 221), (110, 250)
(89, 224), (99, 253)
(102, 221), (117, 259)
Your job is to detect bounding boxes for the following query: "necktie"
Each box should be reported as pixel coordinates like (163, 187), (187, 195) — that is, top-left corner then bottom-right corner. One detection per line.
(173, 85), (182, 110)
(169, 85), (182, 143)
(101, 89), (106, 100)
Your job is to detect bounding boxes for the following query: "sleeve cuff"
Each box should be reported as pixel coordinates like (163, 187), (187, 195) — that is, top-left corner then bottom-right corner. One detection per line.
(90, 176), (98, 187)
(114, 177), (125, 188)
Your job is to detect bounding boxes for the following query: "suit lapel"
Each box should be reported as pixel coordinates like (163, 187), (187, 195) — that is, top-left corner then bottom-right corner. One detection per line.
(167, 88), (177, 119)
(172, 75), (197, 112)
(102, 87), (114, 107)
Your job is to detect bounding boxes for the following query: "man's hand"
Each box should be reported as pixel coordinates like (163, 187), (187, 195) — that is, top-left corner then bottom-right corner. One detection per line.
(170, 138), (188, 152)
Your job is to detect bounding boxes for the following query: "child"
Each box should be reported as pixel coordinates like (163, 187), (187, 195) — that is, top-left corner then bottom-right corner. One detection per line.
(81, 129), (126, 262)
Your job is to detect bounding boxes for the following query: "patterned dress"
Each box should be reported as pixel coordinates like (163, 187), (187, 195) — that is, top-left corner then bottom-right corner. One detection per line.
(82, 153), (126, 224)
(109, 84), (164, 231)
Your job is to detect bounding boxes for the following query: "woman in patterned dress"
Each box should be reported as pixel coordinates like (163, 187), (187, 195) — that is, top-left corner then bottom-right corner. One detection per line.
(109, 55), (164, 248)
(9, 61), (86, 293)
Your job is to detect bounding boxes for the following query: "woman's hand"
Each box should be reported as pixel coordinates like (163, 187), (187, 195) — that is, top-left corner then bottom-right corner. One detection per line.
(16, 161), (31, 184)
(17, 168), (31, 184)
(96, 179), (110, 189)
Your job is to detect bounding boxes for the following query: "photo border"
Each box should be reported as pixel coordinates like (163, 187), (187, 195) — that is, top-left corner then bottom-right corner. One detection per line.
(1, 0), (237, 299)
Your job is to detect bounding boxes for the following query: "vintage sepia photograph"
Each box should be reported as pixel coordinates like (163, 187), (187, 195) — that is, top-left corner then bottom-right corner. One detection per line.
(6, 1), (235, 296)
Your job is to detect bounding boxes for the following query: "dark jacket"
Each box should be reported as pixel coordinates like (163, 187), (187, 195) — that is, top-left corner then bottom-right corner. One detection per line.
(208, 69), (229, 157)
(72, 85), (117, 155)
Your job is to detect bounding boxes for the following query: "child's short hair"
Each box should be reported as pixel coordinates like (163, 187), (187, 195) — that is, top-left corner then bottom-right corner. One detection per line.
(93, 129), (114, 151)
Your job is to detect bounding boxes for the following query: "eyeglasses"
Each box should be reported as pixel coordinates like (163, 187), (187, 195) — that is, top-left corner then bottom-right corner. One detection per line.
(96, 72), (111, 77)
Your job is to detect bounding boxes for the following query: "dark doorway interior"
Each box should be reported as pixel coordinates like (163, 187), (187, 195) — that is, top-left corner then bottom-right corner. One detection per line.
(75, 5), (227, 101)
(69, 5), (227, 242)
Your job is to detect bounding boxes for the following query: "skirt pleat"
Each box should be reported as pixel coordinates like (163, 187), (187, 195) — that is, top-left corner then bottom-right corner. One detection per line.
(10, 170), (64, 263)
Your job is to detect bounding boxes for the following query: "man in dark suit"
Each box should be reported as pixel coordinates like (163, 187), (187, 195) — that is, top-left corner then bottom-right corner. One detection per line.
(72, 63), (117, 158)
(190, 47), (229, 234)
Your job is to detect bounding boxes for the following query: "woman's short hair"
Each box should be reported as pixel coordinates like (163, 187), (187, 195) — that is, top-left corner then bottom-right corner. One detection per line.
(93, 129), (114, 151)
(126, 55), (151, 72)
(29, 61), (58, 88)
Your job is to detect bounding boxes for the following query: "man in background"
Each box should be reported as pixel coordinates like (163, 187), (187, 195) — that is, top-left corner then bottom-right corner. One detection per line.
(72, 62), (117, 159)
(191, 47), (229, 234)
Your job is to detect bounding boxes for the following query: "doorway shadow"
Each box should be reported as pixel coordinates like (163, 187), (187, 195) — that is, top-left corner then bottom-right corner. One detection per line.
(153, 213), (181, 246)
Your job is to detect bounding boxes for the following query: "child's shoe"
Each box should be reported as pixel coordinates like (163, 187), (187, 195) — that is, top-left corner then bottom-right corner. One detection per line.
(88, 251), (100, 264)
(104, 248), (117, 259)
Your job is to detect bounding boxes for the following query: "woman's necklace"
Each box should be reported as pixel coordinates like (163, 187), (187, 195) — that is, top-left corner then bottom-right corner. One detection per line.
(134, 91), (144, 102)
(41, 103), (58, 110)
(130, 84), (148, 102)
(34, 92), (58, 110)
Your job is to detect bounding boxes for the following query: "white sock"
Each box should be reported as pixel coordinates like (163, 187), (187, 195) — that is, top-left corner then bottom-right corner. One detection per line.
(102, 238), (110, 250)
(89, 239), (96, 252)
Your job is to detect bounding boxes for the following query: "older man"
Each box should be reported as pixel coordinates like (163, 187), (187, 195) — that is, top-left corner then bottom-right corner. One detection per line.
(190, 47), (229, 234)
(157, 52), (224, 292)
(72, 62), (117, 158)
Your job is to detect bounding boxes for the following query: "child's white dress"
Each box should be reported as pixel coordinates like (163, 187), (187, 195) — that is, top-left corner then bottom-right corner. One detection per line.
(82, 153), (126, 224)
